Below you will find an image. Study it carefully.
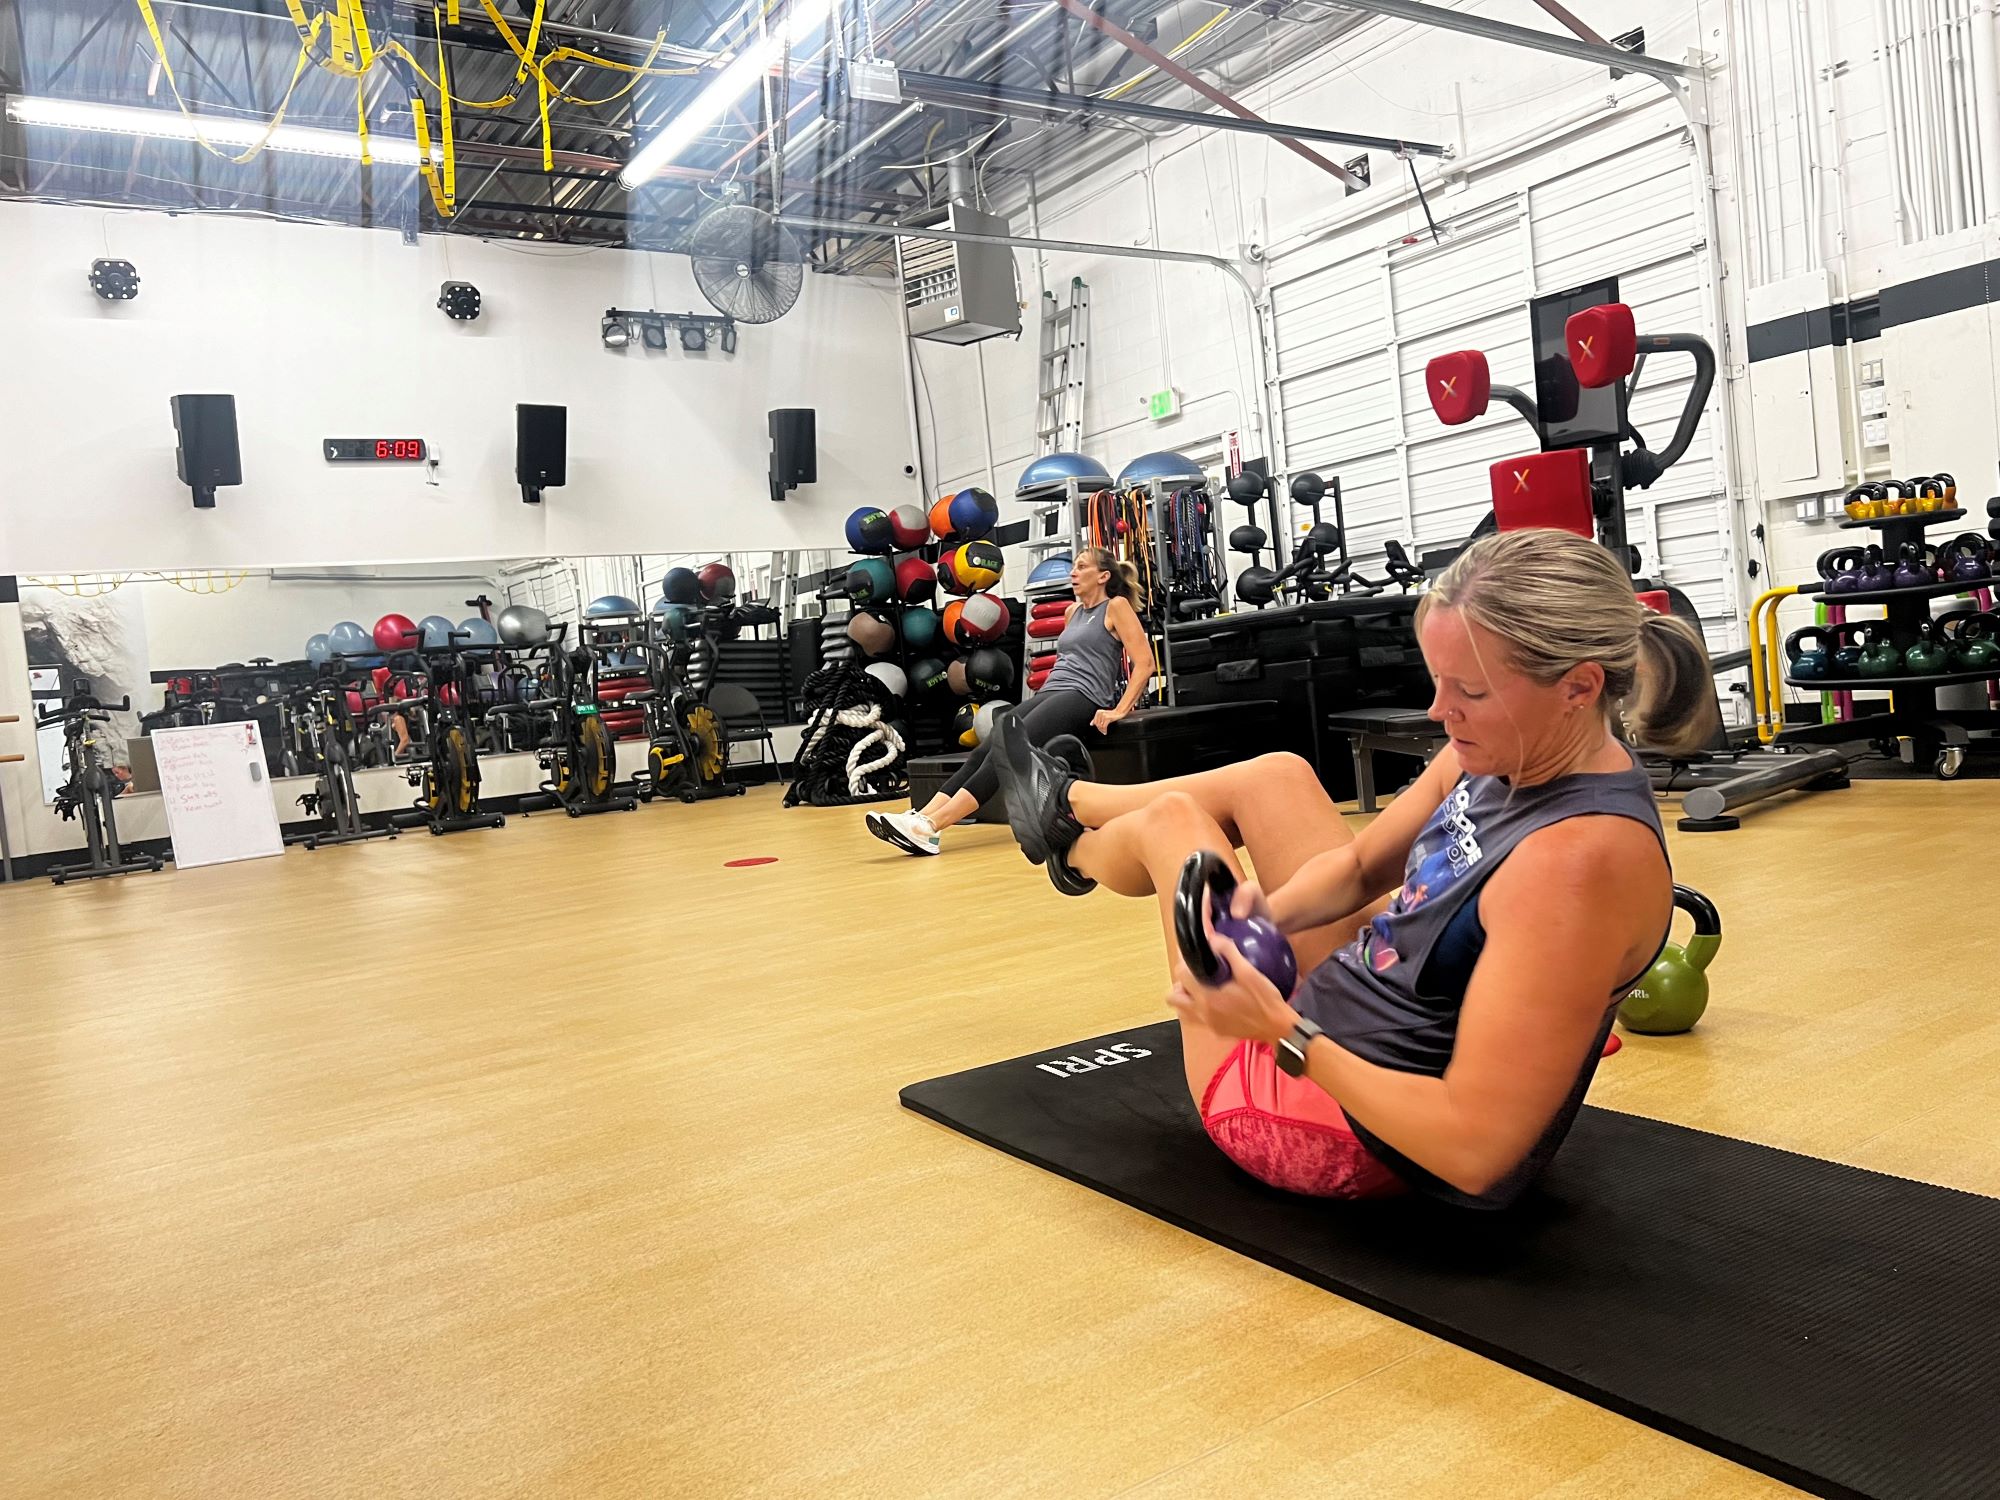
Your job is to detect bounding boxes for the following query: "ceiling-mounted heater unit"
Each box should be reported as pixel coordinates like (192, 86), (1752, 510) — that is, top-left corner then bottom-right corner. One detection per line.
(903, 204), (1022, 345)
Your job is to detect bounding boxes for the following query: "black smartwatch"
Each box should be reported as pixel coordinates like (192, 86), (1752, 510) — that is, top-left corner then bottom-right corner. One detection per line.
(1275, 1017), (1325, 1078)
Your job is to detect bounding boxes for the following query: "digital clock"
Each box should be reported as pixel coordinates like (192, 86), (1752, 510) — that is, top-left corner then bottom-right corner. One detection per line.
(324, 438), (429, 463)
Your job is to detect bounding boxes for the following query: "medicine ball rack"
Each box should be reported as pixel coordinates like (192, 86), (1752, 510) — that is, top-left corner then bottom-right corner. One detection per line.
(1769, 506), (2000, 779)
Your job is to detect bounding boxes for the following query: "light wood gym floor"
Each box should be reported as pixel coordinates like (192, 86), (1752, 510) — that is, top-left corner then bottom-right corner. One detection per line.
(4, 777), (1994, 1499)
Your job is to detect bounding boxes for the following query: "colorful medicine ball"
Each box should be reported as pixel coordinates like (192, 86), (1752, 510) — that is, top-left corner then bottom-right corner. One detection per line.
(935, 554), (973, 599)
(947, 487), (1000, 541)
(952, 701), (980, 747)
(845, 507), (896, 554)
(927, 494), (958, 542)
(650, 598), (694, 643)
(973, 702), (1004, 743)
(327, 620), (371, 658)
(846, 610), (897, 657)
(895, 556), (935, 604)
(373, 614), (419, 654)
(661, 567), (702, 605)
(864, 662), (908, 698)
(847, 557), (897, 606)
(946, 659), (971, 696)
(909, 657), (948, 694)
(966, 646), (1015, 697)
(901, 606), (940, 650)
(944, 592), (1011, 647)
(697, 562), (736, 602)
(888, 504), (930, 550)
(945, 539), (1004, 592)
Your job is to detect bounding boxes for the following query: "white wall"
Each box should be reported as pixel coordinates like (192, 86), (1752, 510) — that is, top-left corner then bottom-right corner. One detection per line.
(925, 0), (2000, 670)
(0, 201), (918, 574)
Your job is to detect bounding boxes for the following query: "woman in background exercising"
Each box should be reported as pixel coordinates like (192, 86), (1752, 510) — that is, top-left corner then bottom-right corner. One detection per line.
(990, 528), (1713, 1208)
(868, 548), (1155, 857)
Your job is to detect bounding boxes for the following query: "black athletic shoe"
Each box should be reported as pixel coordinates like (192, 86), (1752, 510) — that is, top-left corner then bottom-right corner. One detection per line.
(991, 711), (1096, 896)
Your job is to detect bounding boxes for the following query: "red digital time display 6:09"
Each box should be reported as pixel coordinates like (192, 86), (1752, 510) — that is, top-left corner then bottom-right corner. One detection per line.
(324, 437), (429, 463)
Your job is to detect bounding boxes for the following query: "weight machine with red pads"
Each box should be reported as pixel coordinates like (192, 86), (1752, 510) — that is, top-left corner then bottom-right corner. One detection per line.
(1423, 280), (1714, 606)
(1423, 282), (1855, 831)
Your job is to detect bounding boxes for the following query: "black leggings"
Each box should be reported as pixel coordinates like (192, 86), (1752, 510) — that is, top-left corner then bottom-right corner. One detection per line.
(940, 689), (1102, 806)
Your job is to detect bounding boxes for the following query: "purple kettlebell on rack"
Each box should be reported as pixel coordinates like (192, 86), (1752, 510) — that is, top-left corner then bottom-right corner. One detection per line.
(1856, 545), (1897, 592)
(1946, 534), (1991, 582)
(1893, 542), (1933, 591)
(1175, 851), (1299, 997)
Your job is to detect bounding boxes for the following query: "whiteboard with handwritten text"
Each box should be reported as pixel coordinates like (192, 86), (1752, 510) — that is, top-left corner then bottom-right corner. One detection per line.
(152, 722), (284, 870)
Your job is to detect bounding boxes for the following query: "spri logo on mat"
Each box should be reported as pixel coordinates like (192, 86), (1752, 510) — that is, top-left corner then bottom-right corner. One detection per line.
(1035, 1042), (1155, 1078)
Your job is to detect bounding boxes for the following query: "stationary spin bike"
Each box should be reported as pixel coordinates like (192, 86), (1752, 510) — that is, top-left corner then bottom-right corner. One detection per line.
(285, 664), (396, 849)
(393, 632), (505, 835)
(38, 687), (163, 884)
(632, 618), (742, 804)
(516, 627), (636, 817)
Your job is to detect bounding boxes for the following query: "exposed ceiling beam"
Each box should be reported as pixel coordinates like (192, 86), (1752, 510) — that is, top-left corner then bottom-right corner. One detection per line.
(897, 68), (1445, 157)
(1052, 0), (1369, 189)
(1298, 0), (1688, 83)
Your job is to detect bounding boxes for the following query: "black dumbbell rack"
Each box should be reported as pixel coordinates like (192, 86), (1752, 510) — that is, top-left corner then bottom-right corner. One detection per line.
(1778, 507), (2000, 778)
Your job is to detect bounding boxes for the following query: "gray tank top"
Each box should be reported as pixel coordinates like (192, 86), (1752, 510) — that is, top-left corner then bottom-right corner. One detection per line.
(1294, 744), (1667, 1210)
(1038, 598), (1124, 709)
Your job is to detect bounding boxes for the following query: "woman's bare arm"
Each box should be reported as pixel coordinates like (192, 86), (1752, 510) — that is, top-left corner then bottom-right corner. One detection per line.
(1266, 746), (1463, 933)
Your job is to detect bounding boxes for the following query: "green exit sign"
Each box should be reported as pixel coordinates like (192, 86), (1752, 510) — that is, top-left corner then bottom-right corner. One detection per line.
(1146, 387), (1180, 422)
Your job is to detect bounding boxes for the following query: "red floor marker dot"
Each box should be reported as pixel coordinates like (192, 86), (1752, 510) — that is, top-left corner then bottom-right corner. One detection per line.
(724, 857), (779, 868)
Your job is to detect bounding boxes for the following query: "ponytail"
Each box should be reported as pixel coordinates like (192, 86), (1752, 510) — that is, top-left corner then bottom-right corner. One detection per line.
(1627, 610), (1717, 755)
(1431, 529), (1719, 754)
(1079, 547), (1140, 602)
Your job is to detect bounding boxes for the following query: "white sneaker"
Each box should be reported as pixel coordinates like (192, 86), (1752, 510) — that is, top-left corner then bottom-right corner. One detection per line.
(868, 809), (941, 856)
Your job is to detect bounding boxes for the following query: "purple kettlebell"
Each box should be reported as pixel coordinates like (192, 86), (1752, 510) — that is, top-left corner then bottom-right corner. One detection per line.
(1174, 851), (1299, 997)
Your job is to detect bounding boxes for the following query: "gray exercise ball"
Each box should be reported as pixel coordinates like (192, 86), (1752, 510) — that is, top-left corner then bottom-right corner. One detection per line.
(496, 604), (552, 648)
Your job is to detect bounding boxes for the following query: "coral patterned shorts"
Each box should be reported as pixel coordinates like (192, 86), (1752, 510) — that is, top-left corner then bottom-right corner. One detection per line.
(1199, 1041), (1409, 1199)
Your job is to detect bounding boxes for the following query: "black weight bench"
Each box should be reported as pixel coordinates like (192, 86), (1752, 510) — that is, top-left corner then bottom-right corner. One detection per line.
(1323, 707), (1445, 812)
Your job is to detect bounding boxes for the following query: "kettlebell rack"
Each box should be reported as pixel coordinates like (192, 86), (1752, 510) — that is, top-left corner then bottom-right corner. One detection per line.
(1774, 505), (2000, 779)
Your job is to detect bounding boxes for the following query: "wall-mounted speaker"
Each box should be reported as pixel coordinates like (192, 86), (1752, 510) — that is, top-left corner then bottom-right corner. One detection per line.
(516, 403), (567, 504)
(768, 407), (816, 502)
(171, 394), (242, 509)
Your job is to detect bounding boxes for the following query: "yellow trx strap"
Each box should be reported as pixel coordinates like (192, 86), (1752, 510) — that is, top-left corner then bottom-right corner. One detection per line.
(437, 9), (456, 207)
(132, 0), (321, 162)
(355, 73), (371, 165)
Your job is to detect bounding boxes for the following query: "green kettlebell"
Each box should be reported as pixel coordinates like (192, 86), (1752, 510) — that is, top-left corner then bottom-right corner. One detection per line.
(1905, 620), (1950, 675)
(1940, 612), (1994, 669)
(1618, 886), (1721, 1035)
(1857, 625), (1902, 677)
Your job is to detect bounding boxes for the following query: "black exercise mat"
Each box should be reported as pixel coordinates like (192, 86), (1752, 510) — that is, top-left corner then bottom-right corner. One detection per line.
(901, 1022), (2000, 1500)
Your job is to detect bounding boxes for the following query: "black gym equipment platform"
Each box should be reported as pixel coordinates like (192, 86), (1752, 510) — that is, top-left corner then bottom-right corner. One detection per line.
(901, 1022), (2000, 1500)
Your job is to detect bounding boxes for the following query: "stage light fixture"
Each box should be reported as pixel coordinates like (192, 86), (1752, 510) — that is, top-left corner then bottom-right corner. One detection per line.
(601, 313), (631, 348)
(89, 258), (140, 301)
(437, 281), (482, 321)
(679, 323), (708, 352)
(720, 321), (738, 354)
(641, 318), (669, 350)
